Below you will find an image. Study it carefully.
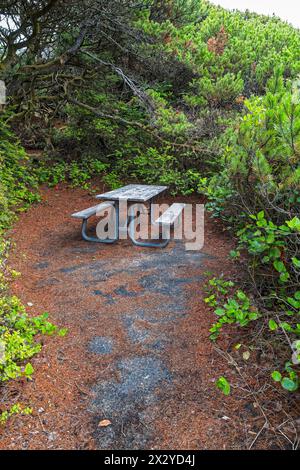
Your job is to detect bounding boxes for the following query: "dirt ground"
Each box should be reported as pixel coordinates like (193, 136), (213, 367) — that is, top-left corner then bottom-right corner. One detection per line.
(0, 183), (296, 450)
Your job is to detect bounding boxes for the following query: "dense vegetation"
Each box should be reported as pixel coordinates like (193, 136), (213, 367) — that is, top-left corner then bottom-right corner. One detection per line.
(0, 115), (66, 423)
(0, 0), (299, 424)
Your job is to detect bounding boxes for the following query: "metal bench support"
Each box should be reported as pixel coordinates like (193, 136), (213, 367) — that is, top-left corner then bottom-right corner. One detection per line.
(74, 202), (119, 243)
(127, 208), (170, 248)
(81, 215), (119, 243)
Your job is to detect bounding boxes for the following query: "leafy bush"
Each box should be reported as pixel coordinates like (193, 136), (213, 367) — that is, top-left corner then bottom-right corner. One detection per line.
(37, 2), (300, 195)
(204, 276), (259, 340)
(0, 117), (65, 421)
(36, 158), (108, 189)
(0, 113), (40, 232)
(203, 73), (300, 392)
(0, 403), (32, 426)
(0, 294), (65, 382)
(125, 147), (201, 195)
(0, 238), (65, 421)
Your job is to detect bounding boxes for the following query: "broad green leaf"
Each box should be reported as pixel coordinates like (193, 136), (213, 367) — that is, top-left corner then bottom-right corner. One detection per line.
(271, 371), (282, 382)
(280, 322), (293, 332)
(294, 291), (300, 300)
(287, 297), (300, 308)
(286, 217), (300, 232)
(268, 319), (278, 331)
(279, 271), (290, 282)
(292, 258), (300, 269)
(266, 233), (275, 244)
(281, 377), (298, 392)
(269, 247), (281, 259)
(294, 340), (300, 350)
(257, 211), (265, 220)
(273, 260), (285, 273)
(236, 290), (247, 301)
(24, 363), (34, 377)
(215, 308), (225, 316)
(216, 376), (231, 396)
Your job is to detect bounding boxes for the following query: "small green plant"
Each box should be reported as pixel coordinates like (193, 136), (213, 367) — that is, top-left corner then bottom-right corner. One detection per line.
(216, 376), (231, 396)
(0, 113), (40, 233)
(0, 295), (67, 382)
(0, 118), (66, 423)
(36, 158), (108, 189)
(236, 211), (299, 284)
(102, 172), (123, 190)
(205, 277), (259, 340)
(272, 362), (299, 392)
(0, 403), (33, 426)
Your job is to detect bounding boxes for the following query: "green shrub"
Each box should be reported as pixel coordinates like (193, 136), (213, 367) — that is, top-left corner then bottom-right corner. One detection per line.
(204, 276), (259, 340)
(0, 294), (61, 382)
(36, 158), (108, 189)
(0, 403), (32, 426)
(203, 73), (300, 392)
(128, 147), (201, 195)
(0, 113), (40, 232)
(0, 116), (65, 420)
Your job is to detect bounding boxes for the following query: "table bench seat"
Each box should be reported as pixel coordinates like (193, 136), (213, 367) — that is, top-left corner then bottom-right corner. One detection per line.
(155, 203), (185, 226)
(71, 201), (115, 220)
(71, 201), (117, 243)
(128, 202), (185, 248)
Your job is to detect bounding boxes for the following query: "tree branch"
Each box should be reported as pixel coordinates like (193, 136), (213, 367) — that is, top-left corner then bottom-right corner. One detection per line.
(81, 50), (155, 113)
(20, 23), (89, 72)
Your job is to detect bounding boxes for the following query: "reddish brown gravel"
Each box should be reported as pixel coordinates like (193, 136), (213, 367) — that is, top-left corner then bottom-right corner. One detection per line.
(0, 183), (289, 450)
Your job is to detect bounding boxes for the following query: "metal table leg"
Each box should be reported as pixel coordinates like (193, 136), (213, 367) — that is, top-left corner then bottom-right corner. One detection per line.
(81, 201), (119, 243)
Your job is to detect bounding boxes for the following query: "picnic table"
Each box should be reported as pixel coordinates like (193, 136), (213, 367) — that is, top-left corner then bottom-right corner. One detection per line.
(72, 184), (185, 248)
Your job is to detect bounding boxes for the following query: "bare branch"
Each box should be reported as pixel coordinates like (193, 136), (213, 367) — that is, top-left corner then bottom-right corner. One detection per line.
(82, 50), (155, 113)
